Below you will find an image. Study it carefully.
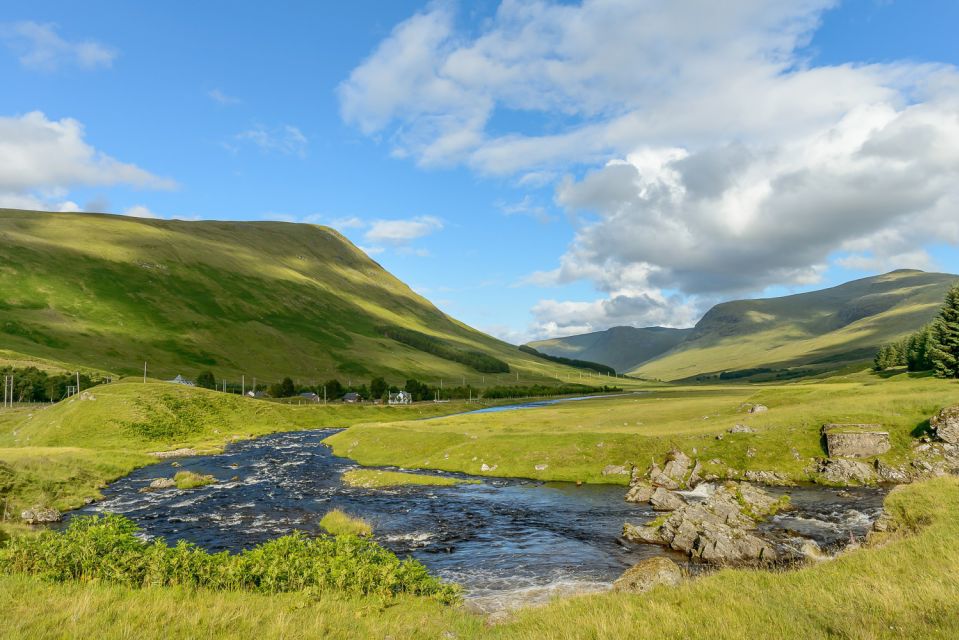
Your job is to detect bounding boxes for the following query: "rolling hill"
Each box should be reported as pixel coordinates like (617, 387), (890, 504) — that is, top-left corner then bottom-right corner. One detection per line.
(633, 269), (959, 381)
(528, 326), (691, 373)
(0, 209), (576, 386)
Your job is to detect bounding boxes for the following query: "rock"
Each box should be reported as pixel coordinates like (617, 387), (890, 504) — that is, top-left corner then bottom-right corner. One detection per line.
(662, 450), (692, 482)
(650, 487), (687, 511)
(150, 448), (200, 459)
(728, 424), (754, 433)
(815, 459), (877, 485)
(790, 448), (801, 461)
(744, 470), (794, 486)
(748, 404), (768, 414)
(799, 539), (828, 562)
(534, 464), (548, 471)
(622, 522), (664, 544)
(143, 477), (176, 491)
(647, 463), (681, 490)
(21, 507), (61, 524)
(746, 447), (757, 458)
(480, 463), (497, 472)
(602, 464), (628, 476)
(625, 480), (655, 503)
(874, 460), (910, 483)
(822, 424), (891, 458)
(79, 391), (96, 401)
(612, 557), (683, 593)
(931, 406), (959, 444)
(715, 433), (724, 440)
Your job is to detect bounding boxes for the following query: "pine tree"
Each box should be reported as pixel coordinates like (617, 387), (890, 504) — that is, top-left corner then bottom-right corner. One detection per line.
(929, 284), (959, 378)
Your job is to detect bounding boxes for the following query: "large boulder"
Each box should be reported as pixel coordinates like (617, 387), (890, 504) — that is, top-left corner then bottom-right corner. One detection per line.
(21, 506), (61, 524)
(822, 424), (891, 458)
(625, 480), (655, 503)
(612, 557), (683, 593)
(650, 487), (687, 511)
(602, 464), (629, 476)
(141, 477), (177, 492)
(931, 406), (959, 445)
(815, 459), (877, 485)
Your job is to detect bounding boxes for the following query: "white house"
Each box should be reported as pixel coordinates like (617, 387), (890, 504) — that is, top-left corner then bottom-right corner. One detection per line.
(167, 374), (195, 386)
(388, 391), (412, 405)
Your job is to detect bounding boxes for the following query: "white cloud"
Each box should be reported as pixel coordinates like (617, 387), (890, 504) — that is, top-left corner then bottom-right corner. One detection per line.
(0, 111), (174, 214)
(330, 216), (366, 229)
(498, 195), (554, 223)
(208, 88), (241, 105)
(344, 0), (959, 338)
(123, 204), (159, 218)
(234, 124), (308, 157)
(364, 215), (443, 244)
(1, 21), (116, 71)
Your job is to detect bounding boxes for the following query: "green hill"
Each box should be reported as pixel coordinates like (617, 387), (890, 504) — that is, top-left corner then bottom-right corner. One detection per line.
(528, 326), (691, 373)
(634, 269), (959, 381)
(0, 209), (574, 385)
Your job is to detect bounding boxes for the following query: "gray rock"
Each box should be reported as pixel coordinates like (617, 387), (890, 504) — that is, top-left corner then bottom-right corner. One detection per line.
(21, 506), (61, 524)
(622, 522), (665, 544)
(748, 404), (769, 414)
(143, 477), (177, 491)
(822, 424), (891, 458)
(662, 450), (692, 482)
(874, 461), (910, 483)
(534, 464), (548, 471)
(625, 480), (655, 503)
(650, 487), (687, 511)
(480, 463), (497, 472)
(613, 557), (683, 593)
(931, 406), (959, 445)
(815, 459), (877, 485)
(728, 424), (754, 433)
(602, 464), (628, 476)
(746, 447), (757, 458)
(744, 470), (794, 486)
(150, 448), (200, 459)
(648, 463), (681, 490)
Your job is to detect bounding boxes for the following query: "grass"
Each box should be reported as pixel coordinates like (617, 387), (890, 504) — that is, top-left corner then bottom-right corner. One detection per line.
(320, 509), (373, 537)
(341, 468), (480, 488)
(173, 471), (215, 490)
(0, 380), (485, 516)
(1, 477), (958, 638)
(0, 208), (583, 386)
(325, 371), (959, 485)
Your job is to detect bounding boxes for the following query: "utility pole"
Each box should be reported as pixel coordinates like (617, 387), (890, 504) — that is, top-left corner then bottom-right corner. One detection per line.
(323, 385), (327, 404)
(76, 372), (81, 396)
(253, 377), (257, 396)
(242, 375), (245, 396)
(143, 362), (147, 383)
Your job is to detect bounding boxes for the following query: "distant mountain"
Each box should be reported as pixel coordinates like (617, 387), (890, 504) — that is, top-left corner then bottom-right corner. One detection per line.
(0, 209), (576, 385)
(528, 326), (692, 373)
(634, 269), (958, 381)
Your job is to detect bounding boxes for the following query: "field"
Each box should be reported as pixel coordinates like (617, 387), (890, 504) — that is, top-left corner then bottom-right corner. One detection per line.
(1, 476), (957, 639)
(326, 371), (959, 484)
(341, 468), (480, 488)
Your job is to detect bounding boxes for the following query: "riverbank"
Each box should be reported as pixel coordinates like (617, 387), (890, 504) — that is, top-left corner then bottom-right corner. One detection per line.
(1, 476), (957, 638)
(324, 371), (959, 486)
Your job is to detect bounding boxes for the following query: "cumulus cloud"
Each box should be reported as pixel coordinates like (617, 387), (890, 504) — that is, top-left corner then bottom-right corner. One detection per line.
(123, 204), (159, 218)
(0, 111), (175, 213)
(208, 88), (241, 105)
(233, 124), (308, 157)
(1, 21), (116, 71)
(344, 1), (959, 338)
(364, 215), (443, 244)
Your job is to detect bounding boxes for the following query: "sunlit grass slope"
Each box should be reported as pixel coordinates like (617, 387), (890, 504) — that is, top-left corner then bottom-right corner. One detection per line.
(0, 209), (577, 385)
(326, 371), (959, 484)
(634, 269), (958, 381)
(2, 477), (958, 639)
(0, 380), (474, 514)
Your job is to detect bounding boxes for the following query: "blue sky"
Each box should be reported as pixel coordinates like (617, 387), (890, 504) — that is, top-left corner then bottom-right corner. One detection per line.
(2, 1), (958, 343)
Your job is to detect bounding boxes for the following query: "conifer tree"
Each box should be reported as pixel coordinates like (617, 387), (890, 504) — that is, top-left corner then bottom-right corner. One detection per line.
(929, 284), (959, 378)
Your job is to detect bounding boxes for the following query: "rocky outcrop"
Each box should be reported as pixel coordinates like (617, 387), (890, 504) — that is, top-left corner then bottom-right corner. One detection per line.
(748, 404), (768, 414)
(744, 470), (794, 486)
(625, 480), (655, 503)
(728, 424), (755, 433)
(602, 464), (628, 476)
(623, 482), (786, 564)
(140, 477), (177, 492)
(931, 406), (959, 445)
(813, 458), (877, 485)
(150, 448), (200, 459)
(21, 506), (61, 524)
(612, 557), (683, 593)
(822, 424), (890, 458)
(644, 450), (701, 490)
(650, 487), (687, 511)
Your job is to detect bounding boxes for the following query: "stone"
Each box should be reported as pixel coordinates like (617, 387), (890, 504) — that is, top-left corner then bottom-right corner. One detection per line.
(931, 406), (959, 445)
(534, 464), (548, 471)
(625, 480), (655, 503)
(612, 557), (683, 593)
(648, 463), (681, 490)
(143, 477), (176, 491)
(662, 450), (692, 482)
(150, 448), (200, 459)
(822, 424), (891, 458)
(602, 464), (628, 476)
(815, 458), (877, 485)
(874, 460), (910, 483)
(650, 487), (687, 511)
(744, 470), (794, 486)
(480, 463), (497, 472)
(622, 522), (665, 544)
(748, 404), (769, 414)
(729, 424), (754, 433)
(21, 506), (61, 524)
(746, 447), (757, 458)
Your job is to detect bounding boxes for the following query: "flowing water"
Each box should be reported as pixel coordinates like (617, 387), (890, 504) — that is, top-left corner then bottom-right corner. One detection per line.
(69, 397), (888, 611)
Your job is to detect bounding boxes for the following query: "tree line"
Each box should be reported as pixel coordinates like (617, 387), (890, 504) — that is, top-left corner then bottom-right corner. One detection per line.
(874, 283), (959, 378)
(517, 345), (616, 376)
(0, 367), (106, 403)
(380, 326), (510, 374)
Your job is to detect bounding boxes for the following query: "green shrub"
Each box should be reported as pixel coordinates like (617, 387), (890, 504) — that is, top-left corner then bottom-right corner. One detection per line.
(1, 514), (459, 603)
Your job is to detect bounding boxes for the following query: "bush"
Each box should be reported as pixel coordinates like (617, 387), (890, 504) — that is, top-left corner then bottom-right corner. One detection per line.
(1, 514), (459, 603)
(195, 371), (216, 389)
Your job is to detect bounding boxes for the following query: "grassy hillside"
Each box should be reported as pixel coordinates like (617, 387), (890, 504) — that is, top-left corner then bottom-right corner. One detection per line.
(529, 326), (691, 373)
(2, 477), (958, 638)
(635, 270), (958, 381)
(0, 209), (574, 386)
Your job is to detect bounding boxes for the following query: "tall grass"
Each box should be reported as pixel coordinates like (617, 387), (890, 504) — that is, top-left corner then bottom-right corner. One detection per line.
(0, 514), (459, 604)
